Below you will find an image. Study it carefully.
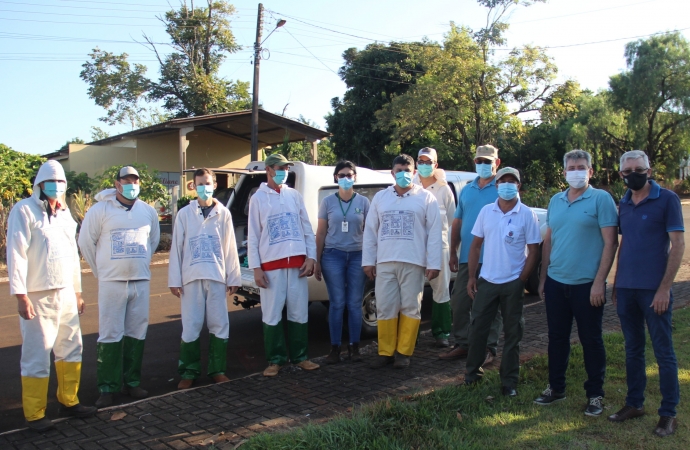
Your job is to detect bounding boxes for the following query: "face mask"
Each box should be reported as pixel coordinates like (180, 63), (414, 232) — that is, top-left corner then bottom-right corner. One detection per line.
(273, 170), (287, 185)
(120, 183), (140, 200)
(497, 183), (519, 200)
(196, 185), (214, 201)
(417, 164), (434, 178)
(395, 171), (413, 188)
(338, 177), (355, 190)
(565, 170), (589, 189)
(475, 163), (493, 179)
(42, 181), (66, 199)
(623, 172), (648, 191)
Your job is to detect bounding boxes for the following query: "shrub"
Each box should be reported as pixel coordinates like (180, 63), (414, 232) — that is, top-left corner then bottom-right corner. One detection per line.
(94, 163), (169, 205)
(177, 195), (195, 210)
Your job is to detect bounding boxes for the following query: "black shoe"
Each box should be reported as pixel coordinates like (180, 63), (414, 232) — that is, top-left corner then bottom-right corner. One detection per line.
(348, 343), (362, 362)
(325, 345), (341, 364)
(585, 396), (603, 416)
(435, 337), (450, 348)
(393, 351), (410, 369)
(654, 416), (677, 437)
(123, 386), (149, 399)
(60, 403), (97, 418)
(502, 386), (517, 397)
(26, 417), (54, 432)
(370, 355), (394, 369)
(608, 405), (645, 422)
(534, 385), (566, 405)
(95, 393), (114, 409)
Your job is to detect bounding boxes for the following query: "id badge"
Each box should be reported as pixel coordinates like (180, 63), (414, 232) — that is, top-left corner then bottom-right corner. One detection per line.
(341, 221), (349, 232)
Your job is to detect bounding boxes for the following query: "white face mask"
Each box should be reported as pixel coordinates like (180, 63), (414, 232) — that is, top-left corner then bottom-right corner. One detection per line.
(565, 170), (589, 189)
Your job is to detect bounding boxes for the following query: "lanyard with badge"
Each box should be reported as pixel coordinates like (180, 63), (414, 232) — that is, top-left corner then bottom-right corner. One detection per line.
(338, 193), (356, 232)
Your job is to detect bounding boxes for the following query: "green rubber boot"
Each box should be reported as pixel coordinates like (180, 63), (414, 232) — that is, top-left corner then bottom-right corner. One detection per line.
(431, 301), (452, 339)
(287, 321), (309, 364)
(263, 321), (288, 366)
(208, 334), (228, 377)
(97, 341), (123, 394)
(123, 336), (145, 388)
(178, 338), (201, 380)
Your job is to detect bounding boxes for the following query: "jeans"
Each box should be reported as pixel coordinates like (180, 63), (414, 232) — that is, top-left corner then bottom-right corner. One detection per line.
(544, 276), (606, 398)
(616, 288), (679, 417)
(321, 248), (365, 346)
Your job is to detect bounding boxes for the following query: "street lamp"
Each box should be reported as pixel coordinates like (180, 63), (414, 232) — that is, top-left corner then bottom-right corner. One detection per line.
(250, 4), (286, 162)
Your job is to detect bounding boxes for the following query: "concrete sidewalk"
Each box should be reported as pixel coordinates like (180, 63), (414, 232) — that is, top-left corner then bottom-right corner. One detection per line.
(3, 267), (690, 450)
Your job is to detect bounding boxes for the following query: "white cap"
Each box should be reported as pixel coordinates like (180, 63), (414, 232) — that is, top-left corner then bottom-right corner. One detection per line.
(34, 160), (67, 187)
(417, 147), (437, 163)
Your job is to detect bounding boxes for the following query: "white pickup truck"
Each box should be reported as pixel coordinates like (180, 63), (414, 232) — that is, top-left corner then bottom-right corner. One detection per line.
(197, 162), (547, 334)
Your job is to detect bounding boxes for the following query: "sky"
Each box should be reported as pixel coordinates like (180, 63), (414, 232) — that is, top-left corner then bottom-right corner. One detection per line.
(1, 0), (688, 155)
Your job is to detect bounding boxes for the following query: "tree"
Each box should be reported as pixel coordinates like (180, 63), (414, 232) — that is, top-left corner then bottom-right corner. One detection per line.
(65, 171), (94, 196)
(609, 32), (690, 168)
(325, 42), (429, 168)
(56, 137), (85, 153)
(0, 143), (45, 205)
(90, 126), (111, 141)
(94, 163), (169, 205)
(265, 116), (337, 166)
(80, 1), (250, 127)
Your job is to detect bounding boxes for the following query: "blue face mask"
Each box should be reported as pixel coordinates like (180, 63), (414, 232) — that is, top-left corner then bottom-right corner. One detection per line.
(42, 181), (66, 199)
(476, 163), (493, 179)
(338, 177), (355, 190)
(497, 183), (519, 200)
(417, 164), (434, 178)
(395, 171), (413, 188)
(273, 170), (288, 185)
(196, 185), (214, 201)
(120, 183), (140, 200)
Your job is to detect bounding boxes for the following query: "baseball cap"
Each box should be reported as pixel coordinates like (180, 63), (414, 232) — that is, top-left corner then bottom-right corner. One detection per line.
(475, 145), (498, 161)
(264, 153), (294, 167)
(495, 167), (521, 183)
(118, 166), (139, 179)
(417, 147), (437, 163)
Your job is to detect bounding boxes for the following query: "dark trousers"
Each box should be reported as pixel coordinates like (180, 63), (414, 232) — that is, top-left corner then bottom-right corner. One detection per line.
(465, 277), (524, 388)
(616, 288), (679, 417)
(544, 276), (605, 398)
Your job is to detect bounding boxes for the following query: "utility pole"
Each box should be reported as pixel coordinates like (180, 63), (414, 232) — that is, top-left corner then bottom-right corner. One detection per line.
(250, 3), (264, 162)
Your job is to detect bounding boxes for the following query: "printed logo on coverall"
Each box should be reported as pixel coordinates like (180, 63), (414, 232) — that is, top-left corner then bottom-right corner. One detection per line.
(267, 212), (301, 245)
(380, 210), (415, 240)
(110, 228), (148, 259)
(189, 234), (221, 265)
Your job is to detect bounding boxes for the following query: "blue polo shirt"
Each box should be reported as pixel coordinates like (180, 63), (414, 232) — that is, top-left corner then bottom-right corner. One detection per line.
(546, 186), (618, 284)
(455, 176), (498, 263)
(617, 181), (684, 290)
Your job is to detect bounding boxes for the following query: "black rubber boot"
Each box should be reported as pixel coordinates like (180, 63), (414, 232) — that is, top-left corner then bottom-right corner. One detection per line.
(348, 343), (362, 362)
(325, 345), (341, 364)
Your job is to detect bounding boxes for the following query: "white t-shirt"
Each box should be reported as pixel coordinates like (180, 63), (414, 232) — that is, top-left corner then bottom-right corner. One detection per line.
(471, 199), (541, 284)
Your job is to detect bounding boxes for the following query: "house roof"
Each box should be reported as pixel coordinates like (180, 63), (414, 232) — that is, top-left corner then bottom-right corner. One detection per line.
(87, 109), (330, 147)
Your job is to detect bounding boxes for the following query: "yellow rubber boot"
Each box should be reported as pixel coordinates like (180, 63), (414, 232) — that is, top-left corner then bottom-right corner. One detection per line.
(21, 376), (49, 421)
(377, 317), (399, 357)
(397, 314), (421, 356)
(55, 360), (81, 407)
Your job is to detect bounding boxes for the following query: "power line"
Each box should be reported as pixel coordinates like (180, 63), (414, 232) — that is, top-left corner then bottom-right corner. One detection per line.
(0, 6), (254, 22)
(282, 26), (339, 75)
(0, 16), (255, 28)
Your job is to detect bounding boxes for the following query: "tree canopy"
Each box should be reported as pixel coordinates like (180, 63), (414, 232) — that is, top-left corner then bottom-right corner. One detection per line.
(0, 143), (46, 205)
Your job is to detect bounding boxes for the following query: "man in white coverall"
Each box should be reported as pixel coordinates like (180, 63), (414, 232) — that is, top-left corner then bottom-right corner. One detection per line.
(248, 153), (320, 377)
(169, 168), (242, 389)
(363, 154), (443, 369)
(78, 166), (160, 408)
(7, 160), (97, 431)
(413, 147), (456, 348)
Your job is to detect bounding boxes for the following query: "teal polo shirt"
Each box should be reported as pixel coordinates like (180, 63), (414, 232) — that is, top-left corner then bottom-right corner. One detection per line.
(546, 185), (618, 284)
(454, 176), (498, 263)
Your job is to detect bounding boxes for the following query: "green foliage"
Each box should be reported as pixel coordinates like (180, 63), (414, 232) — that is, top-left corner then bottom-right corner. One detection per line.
(266, 116), (337, 166)
(177, 195), (195, 210)
(81, 1), (250, 125)
(608, 180), (628, 203)
(519, 160), (566, 208)
(65, 171), (94, 196)
(94, 163), (169, 205)
(70, 190), (92, 226)
(0, 143), (46, 206)
(90, 126), (111, 141)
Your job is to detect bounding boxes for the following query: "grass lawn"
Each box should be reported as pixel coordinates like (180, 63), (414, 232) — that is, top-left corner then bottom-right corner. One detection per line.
(241, 307), (690, 450)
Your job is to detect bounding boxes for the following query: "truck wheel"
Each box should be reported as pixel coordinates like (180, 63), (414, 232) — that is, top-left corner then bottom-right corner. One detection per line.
(361, 280), (377, 337)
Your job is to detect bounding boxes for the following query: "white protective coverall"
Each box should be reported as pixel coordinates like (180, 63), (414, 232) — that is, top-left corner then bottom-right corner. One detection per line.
(7, 160), (83, 421)
(78, 188), (160, 393)
(168, 199), (241, 378)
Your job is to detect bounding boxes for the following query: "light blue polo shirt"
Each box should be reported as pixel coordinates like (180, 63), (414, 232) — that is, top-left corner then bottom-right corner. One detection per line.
(455, 176), (498, 263)
(546, 186), (618, 284)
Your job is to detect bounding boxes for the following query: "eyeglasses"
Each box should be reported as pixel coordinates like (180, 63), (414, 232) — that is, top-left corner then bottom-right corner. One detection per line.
(417, 160), (434, 166)
(336, 173), (354, 179)
(620, 168), (648, 176)
(474, 158), (492, 165)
